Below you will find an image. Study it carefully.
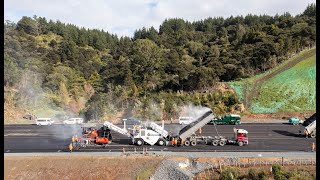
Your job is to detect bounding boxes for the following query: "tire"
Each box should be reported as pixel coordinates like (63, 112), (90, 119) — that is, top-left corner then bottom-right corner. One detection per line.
(191, 140), (197, 146)
(184, 140), (190, 146)
(310, 133), (316, 138)
(157, 139), (165, 146)
(212, 140), (219, 146)
(219, 140), (226, 146)
(136, 139), (144, 146)
(238, 141), (244, 146)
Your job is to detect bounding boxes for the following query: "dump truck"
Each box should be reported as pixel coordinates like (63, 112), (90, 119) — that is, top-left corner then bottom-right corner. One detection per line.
(177, 110), (248, 146)
(299, 113), (316, 138)
(208, 114), (241, 125)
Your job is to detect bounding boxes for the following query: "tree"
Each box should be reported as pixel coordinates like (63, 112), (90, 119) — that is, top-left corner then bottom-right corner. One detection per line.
(4, 54), (20, 86)
(16, 16), (39, 35)
(302, 3), (316, 17)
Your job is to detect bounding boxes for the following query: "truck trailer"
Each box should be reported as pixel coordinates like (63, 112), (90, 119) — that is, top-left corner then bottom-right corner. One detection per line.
(176, 110), (248, 146)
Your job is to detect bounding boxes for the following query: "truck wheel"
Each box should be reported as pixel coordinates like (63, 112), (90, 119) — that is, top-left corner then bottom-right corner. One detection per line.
(238, 141), (244, 146)
(191, 140), (197, 146)
(311, 133), (316, 138)
(184, 140), (190, 146)
(136, 139), (144, 146)
(212, 140), (219, 146)
(219, 141), (226, 146)
(157, 139), (165, 146)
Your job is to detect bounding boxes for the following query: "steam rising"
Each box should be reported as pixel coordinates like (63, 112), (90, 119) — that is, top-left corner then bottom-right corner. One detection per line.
(167, 104), (211, 136)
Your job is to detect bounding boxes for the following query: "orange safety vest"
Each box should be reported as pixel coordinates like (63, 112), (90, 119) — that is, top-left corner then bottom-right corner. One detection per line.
(171, 138), (175, 145)
(312, 143), (315, 150)
(199, 128), (202, 134)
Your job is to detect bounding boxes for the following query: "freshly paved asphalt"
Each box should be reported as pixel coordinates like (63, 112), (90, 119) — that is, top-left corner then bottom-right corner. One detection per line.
(4, 123), (316, 153)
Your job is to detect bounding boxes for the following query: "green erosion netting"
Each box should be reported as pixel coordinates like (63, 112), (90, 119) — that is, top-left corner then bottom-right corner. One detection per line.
(251, 54), (316, 113)
(228, 82), (244, 101)
(228, 49), (316, 113)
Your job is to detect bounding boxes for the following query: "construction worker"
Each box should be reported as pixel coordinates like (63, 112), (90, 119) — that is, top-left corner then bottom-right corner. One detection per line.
(75, 135), (78, 145)
(312, 142), (315, 152)
(198, 127), (202, 136)
(174, 138), (178, 146)
(71, 136), (75, 146)
(69, 143), (73, 153)
(305, 130), (309, 138)
(172, 137), (175, 147)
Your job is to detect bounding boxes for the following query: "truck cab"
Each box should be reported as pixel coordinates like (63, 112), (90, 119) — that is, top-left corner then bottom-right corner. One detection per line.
(227, 128), (248, 146)
(209, 114), (241, 125)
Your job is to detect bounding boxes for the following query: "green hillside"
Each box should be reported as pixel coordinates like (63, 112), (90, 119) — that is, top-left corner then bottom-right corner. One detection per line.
(229, 48), (316, 113)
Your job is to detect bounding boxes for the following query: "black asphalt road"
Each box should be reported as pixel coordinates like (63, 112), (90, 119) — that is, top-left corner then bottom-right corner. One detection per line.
(4, 123), (316, 153)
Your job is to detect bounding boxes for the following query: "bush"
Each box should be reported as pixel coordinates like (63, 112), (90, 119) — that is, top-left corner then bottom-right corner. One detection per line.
(258, 171), (268, 180)
(272, 165), (286, 180)
(220, 167), (238, 180)
(246, 169), (268, 180)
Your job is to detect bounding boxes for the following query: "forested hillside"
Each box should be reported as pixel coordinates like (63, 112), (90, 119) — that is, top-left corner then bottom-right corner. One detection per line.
(4, 4), (316, 123)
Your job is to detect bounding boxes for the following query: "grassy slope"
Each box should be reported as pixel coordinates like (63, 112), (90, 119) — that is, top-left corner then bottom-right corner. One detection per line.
(229, 48), (316, 113)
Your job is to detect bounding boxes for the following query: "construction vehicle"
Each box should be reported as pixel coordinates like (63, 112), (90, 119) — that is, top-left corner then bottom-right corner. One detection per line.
(177, 110), (248, 146)
(78, 109), (248, 147)
(103, 121), (169, 146)
(179, 117), (194, 125)
(78, 125), (112, 147)
(208, 114), (241, 125)
(299, 113), (316, 138)
(288, 117), (303, 125)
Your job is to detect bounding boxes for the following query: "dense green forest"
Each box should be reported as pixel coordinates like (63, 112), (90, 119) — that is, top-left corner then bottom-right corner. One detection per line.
(4, 4), (316, 122)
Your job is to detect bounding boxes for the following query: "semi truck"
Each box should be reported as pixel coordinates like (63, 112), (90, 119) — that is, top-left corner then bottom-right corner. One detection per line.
(208, 114), (241, 125)
(177, 110), (248, 146)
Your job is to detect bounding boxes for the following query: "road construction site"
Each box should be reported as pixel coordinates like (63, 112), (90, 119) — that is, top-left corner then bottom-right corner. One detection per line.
(4, 122), (316, 153)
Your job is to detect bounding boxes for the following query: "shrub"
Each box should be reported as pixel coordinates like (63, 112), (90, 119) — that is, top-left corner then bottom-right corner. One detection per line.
(257, 171), (268, 180)
(272, 165), (286, 180)
(220, 167), (238, 180)
(248, 169), (259, 180)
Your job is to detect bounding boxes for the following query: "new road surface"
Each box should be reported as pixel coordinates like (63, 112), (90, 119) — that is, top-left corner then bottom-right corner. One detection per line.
(4, 123), (316, 153)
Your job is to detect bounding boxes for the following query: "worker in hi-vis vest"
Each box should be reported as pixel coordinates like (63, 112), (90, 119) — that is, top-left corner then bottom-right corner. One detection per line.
(69, 143), (73, 153)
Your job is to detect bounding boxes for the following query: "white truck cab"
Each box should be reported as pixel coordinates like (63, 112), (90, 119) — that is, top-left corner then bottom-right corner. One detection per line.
(179, 117), (194, 125)
(36, 118), (53, 126)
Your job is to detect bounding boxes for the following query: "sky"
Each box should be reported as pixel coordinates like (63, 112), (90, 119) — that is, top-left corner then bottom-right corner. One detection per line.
(4, 0), (316, 37)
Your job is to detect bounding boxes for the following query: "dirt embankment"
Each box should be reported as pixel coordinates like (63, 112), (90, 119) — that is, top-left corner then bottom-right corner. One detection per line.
(241, 111), (315, 122)
(5, 155), (316, 180)
(4, 156), (164, 180)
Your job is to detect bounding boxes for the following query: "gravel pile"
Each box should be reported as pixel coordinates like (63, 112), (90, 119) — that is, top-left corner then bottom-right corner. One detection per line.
(151, 159), (211, 180)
